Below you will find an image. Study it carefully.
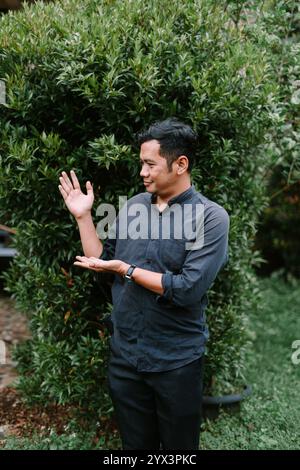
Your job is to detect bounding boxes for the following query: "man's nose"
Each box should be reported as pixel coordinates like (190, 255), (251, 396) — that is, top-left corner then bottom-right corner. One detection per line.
(140, 165), (149, 177)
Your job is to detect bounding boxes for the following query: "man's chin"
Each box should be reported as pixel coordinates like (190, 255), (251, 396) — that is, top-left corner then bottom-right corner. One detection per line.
(144, 182), (155, 192)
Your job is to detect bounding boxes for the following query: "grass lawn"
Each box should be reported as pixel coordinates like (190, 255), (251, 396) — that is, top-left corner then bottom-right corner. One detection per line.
(201, 275), (300, 450)
(2, 276), (300, 450)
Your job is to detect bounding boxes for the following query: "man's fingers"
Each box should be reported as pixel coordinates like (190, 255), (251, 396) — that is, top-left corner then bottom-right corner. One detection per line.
(73, 261), (100, 271)
(86, 180), (94, 196)
(61, 171), (73, 190)
(75, 255), (103, 268)
(70, 170), (80, 190)
(58, 185), (68, 200)
(59, 176), (71, 194)
(76, 255), (89, 261)
(76, 255), (95, 265)
(88, 256), (104, 266)
(73, 261), (91, 269)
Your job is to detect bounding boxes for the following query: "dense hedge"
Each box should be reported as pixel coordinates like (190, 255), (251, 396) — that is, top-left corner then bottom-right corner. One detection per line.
(253, 0), (300, 277)
(0, 0), (277, 420)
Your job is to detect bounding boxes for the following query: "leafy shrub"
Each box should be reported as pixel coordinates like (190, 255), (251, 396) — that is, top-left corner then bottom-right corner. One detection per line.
(0, 0), (276, 421)
(252, 0), (300, 276)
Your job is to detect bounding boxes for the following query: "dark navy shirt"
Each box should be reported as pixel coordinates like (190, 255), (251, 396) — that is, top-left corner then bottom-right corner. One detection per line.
(100, 185), (229, 372)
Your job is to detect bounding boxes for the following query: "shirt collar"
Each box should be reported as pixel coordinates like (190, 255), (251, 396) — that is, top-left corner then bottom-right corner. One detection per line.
(151, 185), (196, 206)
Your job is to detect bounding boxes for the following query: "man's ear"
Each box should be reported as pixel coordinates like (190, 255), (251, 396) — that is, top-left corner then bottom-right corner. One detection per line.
(176, 156), (189, 174)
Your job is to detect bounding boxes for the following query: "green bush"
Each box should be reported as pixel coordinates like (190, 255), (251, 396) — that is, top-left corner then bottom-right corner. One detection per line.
(0, 0), (277, 422)
(252, 0), (300, 277)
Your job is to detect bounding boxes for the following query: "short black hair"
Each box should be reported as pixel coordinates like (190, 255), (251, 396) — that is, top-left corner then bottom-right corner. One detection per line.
(137, 117), (197, 172)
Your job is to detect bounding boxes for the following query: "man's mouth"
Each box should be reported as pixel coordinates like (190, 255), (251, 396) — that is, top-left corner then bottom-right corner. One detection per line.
(144, 181), (153, 185)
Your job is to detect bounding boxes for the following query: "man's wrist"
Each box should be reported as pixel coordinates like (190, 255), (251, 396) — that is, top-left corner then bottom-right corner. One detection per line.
(119, 262), (130, 276)
(75, 211), (92, 222)
(124, 264), (137, 281)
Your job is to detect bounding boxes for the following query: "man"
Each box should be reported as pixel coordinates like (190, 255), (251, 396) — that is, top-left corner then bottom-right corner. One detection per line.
(58, 118), (229, 450)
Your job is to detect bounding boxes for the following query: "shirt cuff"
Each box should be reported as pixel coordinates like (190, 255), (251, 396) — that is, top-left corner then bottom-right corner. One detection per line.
(156, 271), (173, 304)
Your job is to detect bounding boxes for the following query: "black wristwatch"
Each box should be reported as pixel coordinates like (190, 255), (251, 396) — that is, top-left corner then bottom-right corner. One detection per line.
(124, 264), (137, 281)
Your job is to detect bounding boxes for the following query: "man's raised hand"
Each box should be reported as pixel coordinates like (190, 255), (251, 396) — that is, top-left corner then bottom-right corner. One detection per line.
(58, 170), (94, 219)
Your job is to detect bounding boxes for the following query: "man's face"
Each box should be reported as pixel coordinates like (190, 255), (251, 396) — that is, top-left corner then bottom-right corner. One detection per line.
(139, 140), (178, 195)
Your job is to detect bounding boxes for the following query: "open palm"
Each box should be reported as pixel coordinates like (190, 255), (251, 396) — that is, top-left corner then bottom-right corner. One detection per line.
(58, 170), (94, 219)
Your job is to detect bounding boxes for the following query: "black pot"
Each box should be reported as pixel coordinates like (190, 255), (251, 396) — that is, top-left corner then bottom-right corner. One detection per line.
(202, 384), (252, 420)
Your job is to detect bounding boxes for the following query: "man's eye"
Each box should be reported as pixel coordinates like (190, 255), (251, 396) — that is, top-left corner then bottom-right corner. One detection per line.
(140, 162), (154, 167)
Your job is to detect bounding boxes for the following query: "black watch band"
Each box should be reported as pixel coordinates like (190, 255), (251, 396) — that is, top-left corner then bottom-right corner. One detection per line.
(124, 264), (137, 280)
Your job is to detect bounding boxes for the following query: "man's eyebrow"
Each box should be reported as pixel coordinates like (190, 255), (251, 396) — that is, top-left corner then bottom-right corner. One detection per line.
(140, 158), (156, 163)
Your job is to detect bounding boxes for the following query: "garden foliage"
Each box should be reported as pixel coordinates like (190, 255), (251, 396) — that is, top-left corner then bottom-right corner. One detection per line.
(0, 0), (277, 416)
(252, 0), (300, 277)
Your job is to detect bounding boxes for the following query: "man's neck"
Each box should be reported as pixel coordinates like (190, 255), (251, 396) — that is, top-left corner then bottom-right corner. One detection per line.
(156, 180), (192, 206)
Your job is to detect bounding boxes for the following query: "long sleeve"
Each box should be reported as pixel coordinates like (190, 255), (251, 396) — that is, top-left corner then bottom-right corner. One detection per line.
(158, 207), (229, 308)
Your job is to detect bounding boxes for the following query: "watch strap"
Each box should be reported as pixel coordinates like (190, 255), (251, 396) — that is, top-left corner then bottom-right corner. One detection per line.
(124, 264), (137, 280)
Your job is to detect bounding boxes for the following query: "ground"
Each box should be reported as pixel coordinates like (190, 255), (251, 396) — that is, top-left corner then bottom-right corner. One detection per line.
(0, 294), (76, 443)
(200, 275), (300, 450)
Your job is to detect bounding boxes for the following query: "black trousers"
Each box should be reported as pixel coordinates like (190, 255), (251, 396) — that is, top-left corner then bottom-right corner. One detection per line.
(107, 342), (204, 450)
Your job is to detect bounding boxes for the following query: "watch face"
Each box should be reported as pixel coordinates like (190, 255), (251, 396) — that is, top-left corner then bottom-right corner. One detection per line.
(125, 265), (135, 279)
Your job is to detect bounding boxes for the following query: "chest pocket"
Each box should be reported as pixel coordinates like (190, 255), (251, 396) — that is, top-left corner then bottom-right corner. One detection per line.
(160, 238), (187, 272)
